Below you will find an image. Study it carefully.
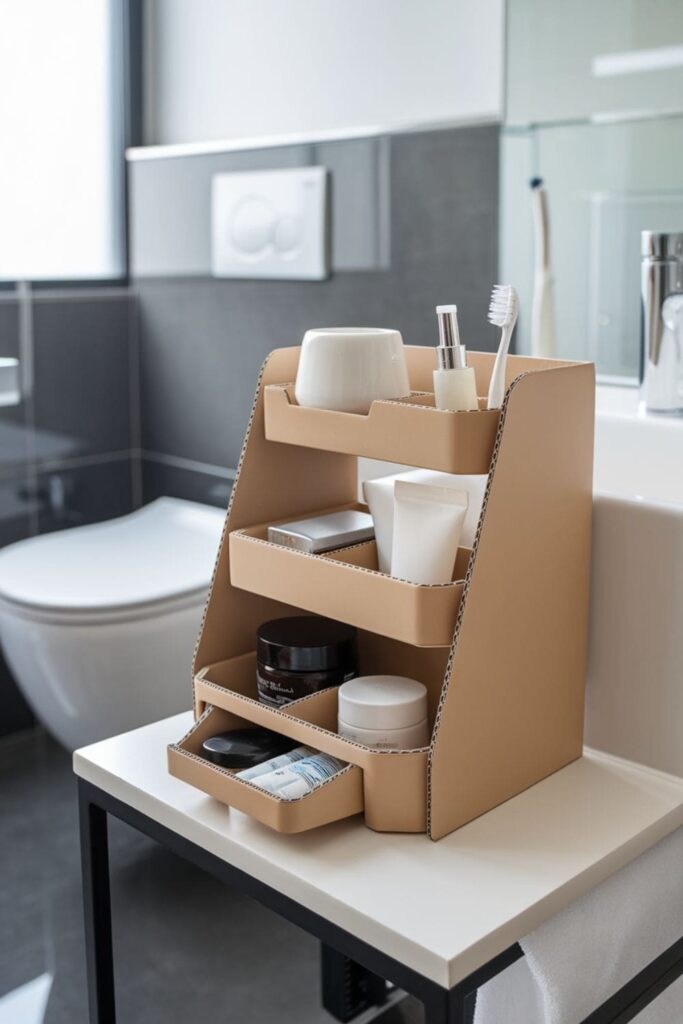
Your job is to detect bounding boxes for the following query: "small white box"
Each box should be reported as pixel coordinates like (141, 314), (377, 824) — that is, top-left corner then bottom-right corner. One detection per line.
(211, 167), (328, 280)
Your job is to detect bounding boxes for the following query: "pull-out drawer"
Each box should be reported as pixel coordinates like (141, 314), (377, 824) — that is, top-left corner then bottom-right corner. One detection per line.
(168, 706), (364, 834)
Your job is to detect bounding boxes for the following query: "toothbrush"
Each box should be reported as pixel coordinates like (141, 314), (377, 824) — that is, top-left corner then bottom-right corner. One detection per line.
(530, 178), (556, 358)
(486, 285), (519, 410)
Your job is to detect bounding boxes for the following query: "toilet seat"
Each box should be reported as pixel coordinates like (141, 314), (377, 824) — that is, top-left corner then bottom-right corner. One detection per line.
(0, 497), (225, 625)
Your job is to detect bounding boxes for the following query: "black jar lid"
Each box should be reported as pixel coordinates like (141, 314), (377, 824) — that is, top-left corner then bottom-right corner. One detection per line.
(257, 616), (358, 673)
(202, 728), (296, 769)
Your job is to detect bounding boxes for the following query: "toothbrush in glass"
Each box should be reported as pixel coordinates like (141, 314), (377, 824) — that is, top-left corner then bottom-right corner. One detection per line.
(486, 285), (519, 410)
(530, 178), (556, 358)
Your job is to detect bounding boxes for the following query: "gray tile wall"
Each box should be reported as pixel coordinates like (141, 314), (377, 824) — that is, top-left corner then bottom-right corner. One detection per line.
(0, 122), (499, 739)
(0, 290), (137, 736)
(134, 123), (500, 480)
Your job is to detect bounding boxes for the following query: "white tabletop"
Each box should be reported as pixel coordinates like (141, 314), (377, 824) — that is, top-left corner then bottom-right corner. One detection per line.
(73, 712), (683, 988)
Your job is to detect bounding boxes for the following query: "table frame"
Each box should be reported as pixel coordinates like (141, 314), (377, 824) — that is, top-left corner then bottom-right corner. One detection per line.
(78, 779), (683, 1024)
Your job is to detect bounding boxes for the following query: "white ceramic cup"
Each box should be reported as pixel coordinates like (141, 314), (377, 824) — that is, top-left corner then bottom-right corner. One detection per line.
(294, 328), (411, 414)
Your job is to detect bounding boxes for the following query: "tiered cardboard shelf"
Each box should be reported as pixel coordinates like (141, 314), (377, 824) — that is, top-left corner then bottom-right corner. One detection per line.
(168, 346), (595, 840)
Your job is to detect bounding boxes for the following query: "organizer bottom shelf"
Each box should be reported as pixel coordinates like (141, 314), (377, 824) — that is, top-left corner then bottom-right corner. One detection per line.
(168, 648), (433, 834)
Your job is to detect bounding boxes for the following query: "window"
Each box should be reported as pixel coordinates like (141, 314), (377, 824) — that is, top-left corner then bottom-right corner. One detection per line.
(0, 0), (128, 281)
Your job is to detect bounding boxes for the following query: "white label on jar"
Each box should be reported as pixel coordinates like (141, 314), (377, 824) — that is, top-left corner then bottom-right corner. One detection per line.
(256, 671), (297, 708)
(338, 718), (429, 749)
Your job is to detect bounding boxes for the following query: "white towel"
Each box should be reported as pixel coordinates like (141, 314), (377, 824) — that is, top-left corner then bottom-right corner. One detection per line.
(474, 827), (683, 1024)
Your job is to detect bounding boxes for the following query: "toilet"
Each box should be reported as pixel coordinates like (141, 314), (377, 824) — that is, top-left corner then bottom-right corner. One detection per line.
(0, 497), (225, 750)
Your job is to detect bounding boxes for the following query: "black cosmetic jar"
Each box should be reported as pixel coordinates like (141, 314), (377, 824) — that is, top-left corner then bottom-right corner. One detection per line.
(256, 616), (358, 709)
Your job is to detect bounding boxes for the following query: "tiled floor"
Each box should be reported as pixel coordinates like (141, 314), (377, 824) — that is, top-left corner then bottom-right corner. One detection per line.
(0, 730), (420, 1024)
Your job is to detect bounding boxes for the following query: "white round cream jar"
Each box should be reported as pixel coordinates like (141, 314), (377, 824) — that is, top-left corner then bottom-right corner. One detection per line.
(337, 675), (429, 749)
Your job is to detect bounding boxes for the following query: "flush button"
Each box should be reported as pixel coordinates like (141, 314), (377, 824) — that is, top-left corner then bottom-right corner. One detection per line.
(230, 197), (276, 255)
(274, 214), (303, 254)
(212, 167), (328, 280)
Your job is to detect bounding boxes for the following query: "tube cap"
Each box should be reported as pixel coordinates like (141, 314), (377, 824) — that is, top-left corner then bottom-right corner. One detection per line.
(257, 616), (358, 673)
(338, 676), (428, 730)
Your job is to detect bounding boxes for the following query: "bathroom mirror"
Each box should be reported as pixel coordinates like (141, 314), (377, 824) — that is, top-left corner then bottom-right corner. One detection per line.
(501, 0), (683, 380)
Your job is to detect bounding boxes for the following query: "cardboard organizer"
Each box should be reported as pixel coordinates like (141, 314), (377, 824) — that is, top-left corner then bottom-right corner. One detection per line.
(168, 346), (595, 840)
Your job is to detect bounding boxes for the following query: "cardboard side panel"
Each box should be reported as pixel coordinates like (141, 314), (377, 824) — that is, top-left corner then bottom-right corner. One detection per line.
(193, 347), (358, 675)
(428, 363), (595, 839)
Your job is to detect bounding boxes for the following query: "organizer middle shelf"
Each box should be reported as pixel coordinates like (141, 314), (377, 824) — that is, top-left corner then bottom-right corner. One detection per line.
(229, 509), (472, 647)
(263, 383), (500, 473)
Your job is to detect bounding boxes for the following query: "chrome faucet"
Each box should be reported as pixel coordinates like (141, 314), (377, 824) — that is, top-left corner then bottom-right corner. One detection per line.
(641, 230), (683, 413)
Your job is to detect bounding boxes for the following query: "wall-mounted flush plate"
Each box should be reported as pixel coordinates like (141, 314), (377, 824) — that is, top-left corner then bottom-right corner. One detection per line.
(211, 166), (328, 280)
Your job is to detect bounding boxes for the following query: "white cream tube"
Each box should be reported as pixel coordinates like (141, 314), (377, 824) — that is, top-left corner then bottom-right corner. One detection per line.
(235, 746), (313, 781)
(391, 482), (468, 585)
(363, 469), (486, 573)
(251, 752), (347, 798)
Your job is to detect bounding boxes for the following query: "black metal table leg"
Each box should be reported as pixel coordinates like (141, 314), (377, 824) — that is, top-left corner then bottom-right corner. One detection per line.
(321, 944), (387, 1022)
(79, 783), (116, 1024)
(422, 985), (453, 1024)
(421, 944), (526, 1024)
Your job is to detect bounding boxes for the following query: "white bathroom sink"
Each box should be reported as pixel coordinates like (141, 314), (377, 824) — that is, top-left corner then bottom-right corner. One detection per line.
(593, 386), (683, 505)
(587, 385), (683, 777)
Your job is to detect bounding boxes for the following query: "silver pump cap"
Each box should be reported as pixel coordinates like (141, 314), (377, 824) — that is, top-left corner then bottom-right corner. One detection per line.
(641, 231), (683, 260)
(435, 304), (463, 370)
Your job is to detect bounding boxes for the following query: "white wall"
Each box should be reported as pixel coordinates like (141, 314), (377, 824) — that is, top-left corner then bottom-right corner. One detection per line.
(143, 0), (503, 146)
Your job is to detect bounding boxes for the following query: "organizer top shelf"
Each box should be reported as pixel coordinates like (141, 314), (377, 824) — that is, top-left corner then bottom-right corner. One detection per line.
(262, 348), (581, 474)
(264, 384), (499, 474)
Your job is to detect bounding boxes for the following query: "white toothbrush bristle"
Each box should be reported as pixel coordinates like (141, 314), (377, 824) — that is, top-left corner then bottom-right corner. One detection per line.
(488, 284), (518, 327)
